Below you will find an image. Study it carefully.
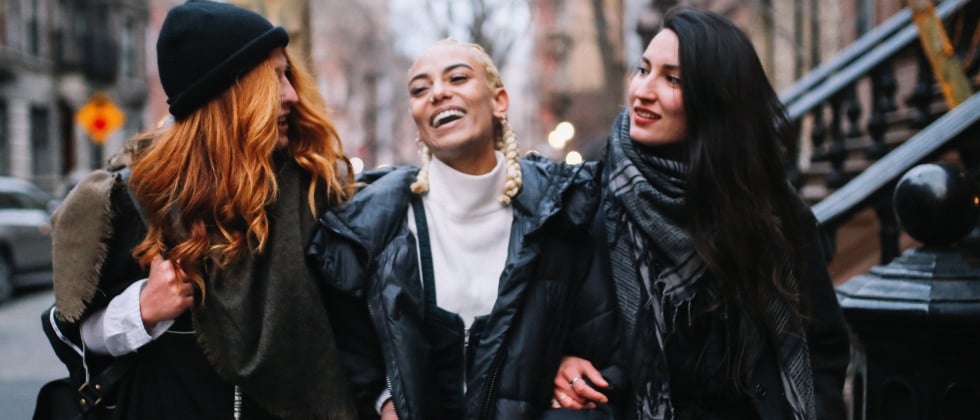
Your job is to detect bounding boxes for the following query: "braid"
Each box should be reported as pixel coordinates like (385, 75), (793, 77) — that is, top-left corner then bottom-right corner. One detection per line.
(410, 141), (432, 194)
(498, 115), (522, 205)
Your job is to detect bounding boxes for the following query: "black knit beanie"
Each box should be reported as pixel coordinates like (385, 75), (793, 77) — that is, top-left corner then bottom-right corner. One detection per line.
(157, 0), (289, 119)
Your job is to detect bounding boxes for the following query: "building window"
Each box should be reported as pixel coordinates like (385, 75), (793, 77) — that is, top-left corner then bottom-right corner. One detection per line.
(0, 101), (8, 175)
(121, 17), (136, 79)
(28, 0), (39, 56)
(0, 0), (7, 46)
(6, 0), (21, 51)
(30, 106), (51, 176)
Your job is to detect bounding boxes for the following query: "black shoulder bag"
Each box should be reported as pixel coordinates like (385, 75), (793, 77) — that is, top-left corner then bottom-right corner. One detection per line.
(33, 167), (145, 420)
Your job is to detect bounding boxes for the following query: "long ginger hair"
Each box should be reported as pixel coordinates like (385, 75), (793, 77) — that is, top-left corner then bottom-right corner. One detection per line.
(130, 49), (353, 294)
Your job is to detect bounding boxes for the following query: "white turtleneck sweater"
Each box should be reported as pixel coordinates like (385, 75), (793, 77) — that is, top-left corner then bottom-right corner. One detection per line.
(407, 151), (513, 327)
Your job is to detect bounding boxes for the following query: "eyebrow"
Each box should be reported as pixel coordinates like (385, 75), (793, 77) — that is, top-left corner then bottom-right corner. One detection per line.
(641, 57), (680, 72)
(409, 63), (474, 84)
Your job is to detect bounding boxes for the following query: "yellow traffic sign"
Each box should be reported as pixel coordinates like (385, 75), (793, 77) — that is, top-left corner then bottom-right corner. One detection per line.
(76, 93), (125, 145)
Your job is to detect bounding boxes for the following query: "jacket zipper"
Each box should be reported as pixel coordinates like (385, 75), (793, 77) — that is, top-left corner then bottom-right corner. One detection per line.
(366, 295), (403, 420)
(478, 351), (505, 419)
(361, 253), (404, 420)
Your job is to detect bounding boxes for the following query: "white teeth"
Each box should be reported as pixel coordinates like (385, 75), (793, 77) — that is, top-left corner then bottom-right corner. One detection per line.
(636, 110), (658, 119)
(432, 109), (465, 127)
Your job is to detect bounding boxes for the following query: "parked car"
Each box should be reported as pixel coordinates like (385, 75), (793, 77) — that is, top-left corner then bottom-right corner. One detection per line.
(0, 176), (56, 303)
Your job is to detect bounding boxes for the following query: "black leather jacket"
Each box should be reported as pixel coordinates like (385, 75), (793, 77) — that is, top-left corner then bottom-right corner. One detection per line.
(309, 155), (622, 420)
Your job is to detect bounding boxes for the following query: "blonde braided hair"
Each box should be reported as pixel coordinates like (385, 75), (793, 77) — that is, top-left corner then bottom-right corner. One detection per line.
(409, 140), (432, 194)
(411, 38), (522, 205)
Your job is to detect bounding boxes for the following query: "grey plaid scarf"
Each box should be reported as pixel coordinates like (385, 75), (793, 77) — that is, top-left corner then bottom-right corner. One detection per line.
(604, 110), (815, 420)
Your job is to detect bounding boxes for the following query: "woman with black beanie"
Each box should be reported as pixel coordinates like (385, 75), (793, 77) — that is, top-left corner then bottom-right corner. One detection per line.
(42, 1), (357, 418)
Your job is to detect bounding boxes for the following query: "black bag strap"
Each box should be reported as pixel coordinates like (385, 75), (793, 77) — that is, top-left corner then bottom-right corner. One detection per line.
(76, 355), (135, 411)
(116, 167), (149, 226)
(69, 166), (145, 411)
(410, 196), (437, 306)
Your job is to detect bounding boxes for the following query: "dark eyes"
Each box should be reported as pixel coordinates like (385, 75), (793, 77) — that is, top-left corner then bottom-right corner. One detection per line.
(408, 73), (470, 97)
(635, 66), (681, 84)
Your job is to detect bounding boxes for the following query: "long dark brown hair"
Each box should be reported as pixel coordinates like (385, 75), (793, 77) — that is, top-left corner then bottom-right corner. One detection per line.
(663, 7), (809, 385)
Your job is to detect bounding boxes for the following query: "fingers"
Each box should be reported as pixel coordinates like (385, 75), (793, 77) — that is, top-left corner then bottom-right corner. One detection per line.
(552, 389), (591, 410)
(581, 362), (608, 388)
(570, 359), (608, 403)
(554, 375), (592, 409)
(552, 356), (610, 409)
(140, 253), (195, 326)
(570, 378), (607, 404)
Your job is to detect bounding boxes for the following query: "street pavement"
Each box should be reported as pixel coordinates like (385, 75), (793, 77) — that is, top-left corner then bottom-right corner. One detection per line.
(0, 287), (64, 419)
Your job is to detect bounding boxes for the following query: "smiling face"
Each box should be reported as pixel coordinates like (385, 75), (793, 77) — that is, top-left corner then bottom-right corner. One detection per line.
(407, 43), (508, 174)
(628, 29), (687, 147)
(270, 48), (298, 148)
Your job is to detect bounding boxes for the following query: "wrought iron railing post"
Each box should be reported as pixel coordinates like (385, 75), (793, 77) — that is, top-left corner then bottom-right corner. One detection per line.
(811, 106), (828, 163)
(827, 92), (847, 188)
(866, 61), (898, 160)
(844, 85), (863, 139)
(907, 47), (936, 129)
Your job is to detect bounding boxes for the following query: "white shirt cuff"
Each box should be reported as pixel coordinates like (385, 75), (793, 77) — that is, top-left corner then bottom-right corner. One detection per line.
(375, 387), (393, 415)
(80, 279), (174, 356)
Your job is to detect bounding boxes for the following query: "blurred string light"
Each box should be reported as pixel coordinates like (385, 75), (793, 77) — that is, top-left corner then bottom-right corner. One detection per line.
(350, 157), (365, 175)
(565, 151), (583, 165)
(547, 121), (575, 150)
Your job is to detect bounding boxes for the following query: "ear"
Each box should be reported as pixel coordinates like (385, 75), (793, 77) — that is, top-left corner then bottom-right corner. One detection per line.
(492, 88), (509, 119)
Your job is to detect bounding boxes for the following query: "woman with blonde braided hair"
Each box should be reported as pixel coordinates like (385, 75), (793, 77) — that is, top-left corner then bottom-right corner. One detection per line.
(309, 38), (623, 420)
(409, 41), (523, 205)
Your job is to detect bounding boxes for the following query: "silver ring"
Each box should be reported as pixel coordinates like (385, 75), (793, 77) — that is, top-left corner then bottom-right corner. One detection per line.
(569, 376), (582, 387)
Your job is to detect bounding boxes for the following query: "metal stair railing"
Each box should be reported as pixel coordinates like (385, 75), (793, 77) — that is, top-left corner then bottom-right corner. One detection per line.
(812, 91), (980, 228)
(779, 7), (913, 106)
(783, 0), (968, 120)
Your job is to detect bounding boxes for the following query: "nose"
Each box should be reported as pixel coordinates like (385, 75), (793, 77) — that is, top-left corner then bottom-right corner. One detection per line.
(281, 77), (299, 107)
(429, 80), (449, 104)
(631, 77), (657, 103)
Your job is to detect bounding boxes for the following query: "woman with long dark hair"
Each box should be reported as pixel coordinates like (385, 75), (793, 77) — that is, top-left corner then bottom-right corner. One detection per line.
(552, 7), (849, 420)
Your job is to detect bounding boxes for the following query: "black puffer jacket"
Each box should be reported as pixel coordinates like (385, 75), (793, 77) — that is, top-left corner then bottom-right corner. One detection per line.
(309, 155), (622, 420)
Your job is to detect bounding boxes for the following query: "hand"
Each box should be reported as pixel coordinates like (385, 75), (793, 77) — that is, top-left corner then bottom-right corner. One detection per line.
(380, 400), (398, 420)
(552, 356), (609, 410)
(139, 254), (193, 330)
